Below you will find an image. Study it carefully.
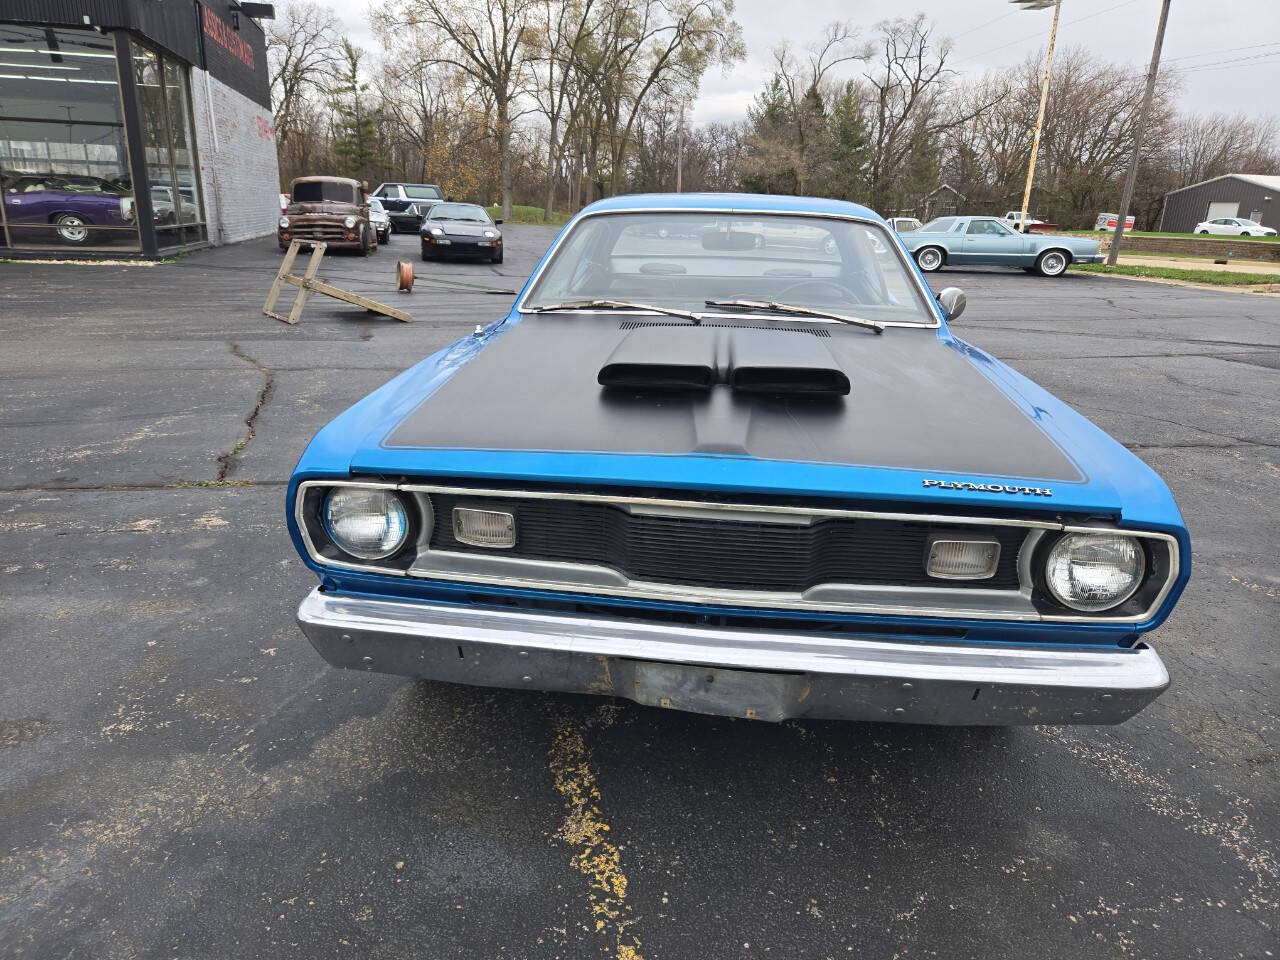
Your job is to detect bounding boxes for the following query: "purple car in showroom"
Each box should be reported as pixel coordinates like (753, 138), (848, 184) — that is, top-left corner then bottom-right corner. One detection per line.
(2, 172), (135, 246)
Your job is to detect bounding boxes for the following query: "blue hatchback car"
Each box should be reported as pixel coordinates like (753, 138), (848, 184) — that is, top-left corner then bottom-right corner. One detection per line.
(286, 193), (1189, 726)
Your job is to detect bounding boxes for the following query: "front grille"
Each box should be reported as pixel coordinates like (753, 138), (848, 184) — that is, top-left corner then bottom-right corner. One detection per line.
(290, 221), (349, 241)
(428, 494), (1025, 592)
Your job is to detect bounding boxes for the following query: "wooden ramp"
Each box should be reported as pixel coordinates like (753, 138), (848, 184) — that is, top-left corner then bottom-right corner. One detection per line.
(264, 241), (414, 324)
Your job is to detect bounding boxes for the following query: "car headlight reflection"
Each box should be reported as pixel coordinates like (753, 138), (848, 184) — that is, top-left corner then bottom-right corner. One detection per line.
(1045, 533), (1145, 612)
(322, 488), (410, 560)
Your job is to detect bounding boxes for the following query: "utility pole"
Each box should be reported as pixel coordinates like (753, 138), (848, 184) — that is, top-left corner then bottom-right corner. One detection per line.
(1013, 0), (1063, 233)
(1106, 0), (1172, 266)
(676, 103), (684, 193)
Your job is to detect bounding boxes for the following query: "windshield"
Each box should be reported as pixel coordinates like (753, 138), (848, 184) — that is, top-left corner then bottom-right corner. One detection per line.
(292, 181), (356, 203)
(368, 198), (384, 212)
(920, 218), (956, 233)
(428, 203), (488, 222)
(404, 185), (443, 200)
(523, 212), (934, 326)
(1237, 218), (1260, 226)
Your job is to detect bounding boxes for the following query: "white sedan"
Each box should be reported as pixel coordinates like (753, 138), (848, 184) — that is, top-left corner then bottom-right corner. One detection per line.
(1194, 217), (1277, 237)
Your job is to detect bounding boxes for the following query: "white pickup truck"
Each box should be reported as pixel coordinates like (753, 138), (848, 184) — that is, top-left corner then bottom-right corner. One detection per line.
(1003, 211), (1045, 232)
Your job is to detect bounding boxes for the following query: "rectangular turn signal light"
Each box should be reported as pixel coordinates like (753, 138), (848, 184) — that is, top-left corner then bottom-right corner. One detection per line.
(453, 507), (516, 548)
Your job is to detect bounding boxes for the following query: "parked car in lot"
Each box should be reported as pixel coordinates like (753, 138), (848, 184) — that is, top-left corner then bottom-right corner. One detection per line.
(1, 171), (134, 245)
(419, 202), (503, 262)
(902, 215), (1103, 276)
(278, 176), (376, 254)
(1194, 217), (1277, 237)
(1003, 210), (1045, 232)
(888, 216), (923, 232)
(368, 197), (392, 244)
(371, 182), (444, 232)
(287, 193), (1188, 727)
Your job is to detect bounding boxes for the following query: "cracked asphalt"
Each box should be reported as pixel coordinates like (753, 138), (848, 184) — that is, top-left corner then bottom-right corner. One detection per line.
(2, 230), (1277, 959)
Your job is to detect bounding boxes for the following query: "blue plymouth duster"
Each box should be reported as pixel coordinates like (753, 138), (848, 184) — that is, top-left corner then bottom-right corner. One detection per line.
(286, 194), (1189, 726)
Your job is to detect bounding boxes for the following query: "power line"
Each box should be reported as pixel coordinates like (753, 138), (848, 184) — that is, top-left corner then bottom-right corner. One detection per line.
(1177, 51), (1280, 74)
(1163, 40), (1280, 64)
(949, 9), (1020, 42)
(953, 0), (1144, 66)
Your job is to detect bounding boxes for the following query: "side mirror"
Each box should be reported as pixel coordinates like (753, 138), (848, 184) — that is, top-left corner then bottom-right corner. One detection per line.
(937, 287), (966, 322)
(494, 218), (503, 225)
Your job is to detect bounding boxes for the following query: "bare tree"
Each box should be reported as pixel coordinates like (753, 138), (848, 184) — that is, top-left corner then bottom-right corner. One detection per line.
(395, 0), (538, 218)
(530, 0), (599, 219)
(584, 0), (744, 196)
(267, 1), (343, 166)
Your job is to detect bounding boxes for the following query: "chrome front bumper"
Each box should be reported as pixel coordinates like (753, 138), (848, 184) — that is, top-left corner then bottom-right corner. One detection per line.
(296, 588), (1169, 725)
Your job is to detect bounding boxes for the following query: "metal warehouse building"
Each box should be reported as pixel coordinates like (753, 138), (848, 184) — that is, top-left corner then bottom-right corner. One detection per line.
(1158, 173), (1280, 233)
(0, 1), (280, 257)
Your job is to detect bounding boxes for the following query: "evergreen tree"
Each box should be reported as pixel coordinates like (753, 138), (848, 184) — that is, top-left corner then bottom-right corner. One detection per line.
(827, 81), (869, 201)
(330, 40), (378, 182)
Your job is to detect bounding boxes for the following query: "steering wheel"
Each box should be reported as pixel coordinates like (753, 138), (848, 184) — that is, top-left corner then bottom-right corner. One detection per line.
(775, 278), (863, 304)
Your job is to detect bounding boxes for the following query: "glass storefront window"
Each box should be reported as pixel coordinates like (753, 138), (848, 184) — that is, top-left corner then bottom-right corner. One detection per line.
(133, 40), (205, 248)
(0, 26), (139, 250)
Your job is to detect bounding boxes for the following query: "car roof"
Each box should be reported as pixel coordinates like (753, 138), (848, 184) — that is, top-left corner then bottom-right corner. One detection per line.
(292, 176), (360, 187)
(578, 192), (885, 222)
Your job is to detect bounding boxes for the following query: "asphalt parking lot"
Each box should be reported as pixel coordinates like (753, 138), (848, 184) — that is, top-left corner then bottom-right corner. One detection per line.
(2, 226), (1277, 959)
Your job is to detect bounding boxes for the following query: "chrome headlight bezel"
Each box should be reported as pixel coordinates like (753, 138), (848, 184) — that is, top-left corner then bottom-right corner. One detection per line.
(296, 482), (430, 572)
(343, 215), (357, 229)
(278, 216), (289, 229)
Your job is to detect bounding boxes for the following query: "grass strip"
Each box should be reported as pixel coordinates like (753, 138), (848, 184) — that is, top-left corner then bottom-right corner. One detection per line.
(485, 204), (572, 225)
(1071, 263), (1280, 286)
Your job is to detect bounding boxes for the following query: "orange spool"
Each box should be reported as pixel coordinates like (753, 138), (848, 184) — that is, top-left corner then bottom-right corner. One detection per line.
(396, 260), (414, 292)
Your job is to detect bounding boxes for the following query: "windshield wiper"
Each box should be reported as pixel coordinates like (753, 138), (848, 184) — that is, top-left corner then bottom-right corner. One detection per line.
(533, 299), (703, 323)
(704, 299), (884, 334)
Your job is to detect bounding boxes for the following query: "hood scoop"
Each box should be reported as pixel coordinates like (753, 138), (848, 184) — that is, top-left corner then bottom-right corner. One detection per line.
(598, 326), (717, 390)
(727, 329), (850, 396)
(598, 325), (849, 397)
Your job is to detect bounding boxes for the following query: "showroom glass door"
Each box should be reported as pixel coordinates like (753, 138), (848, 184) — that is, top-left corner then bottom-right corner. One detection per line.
(131, 41), (207, 248)
(0, 25), (140, 251)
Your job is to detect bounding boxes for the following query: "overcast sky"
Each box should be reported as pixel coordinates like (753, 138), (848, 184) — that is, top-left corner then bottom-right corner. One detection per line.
(338, 0), (1280, 125)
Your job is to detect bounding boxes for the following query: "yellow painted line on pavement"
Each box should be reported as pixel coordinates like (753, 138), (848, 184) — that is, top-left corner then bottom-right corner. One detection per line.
(548, 717), (644, 959)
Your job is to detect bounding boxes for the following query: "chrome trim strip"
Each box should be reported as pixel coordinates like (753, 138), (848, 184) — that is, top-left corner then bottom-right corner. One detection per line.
(294, 481), (1181, 625)
(390, 481), (1063, 530)
(513, 207), (943, 329)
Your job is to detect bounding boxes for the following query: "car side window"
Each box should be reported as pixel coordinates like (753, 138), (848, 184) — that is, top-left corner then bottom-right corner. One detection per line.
(967, 220), (1003, 236)
(951, 221), (967, 232)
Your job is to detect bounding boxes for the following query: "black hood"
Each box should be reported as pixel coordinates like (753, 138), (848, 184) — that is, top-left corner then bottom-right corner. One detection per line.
(383, 313), (1082, 480)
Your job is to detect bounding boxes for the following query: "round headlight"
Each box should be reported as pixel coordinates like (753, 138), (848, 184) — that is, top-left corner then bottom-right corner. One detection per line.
(279, 216), (289, 229)
(343, 215), (357, 229)
(1045, 533), (1145, 612)
(322, 488), (410, 560)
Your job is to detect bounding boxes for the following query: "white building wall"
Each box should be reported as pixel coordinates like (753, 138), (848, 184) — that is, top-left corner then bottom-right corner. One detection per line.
(190, 67), (279, 245)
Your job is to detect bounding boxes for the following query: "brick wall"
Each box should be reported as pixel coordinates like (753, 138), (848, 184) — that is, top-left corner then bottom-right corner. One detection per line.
(190, 68), (280, 246)
(1096, 234), (1280, 262)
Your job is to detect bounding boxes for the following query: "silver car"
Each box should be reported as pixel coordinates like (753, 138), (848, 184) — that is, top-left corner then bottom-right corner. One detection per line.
(901, 215), (1103, 277)
(367, 198), (392, 244)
